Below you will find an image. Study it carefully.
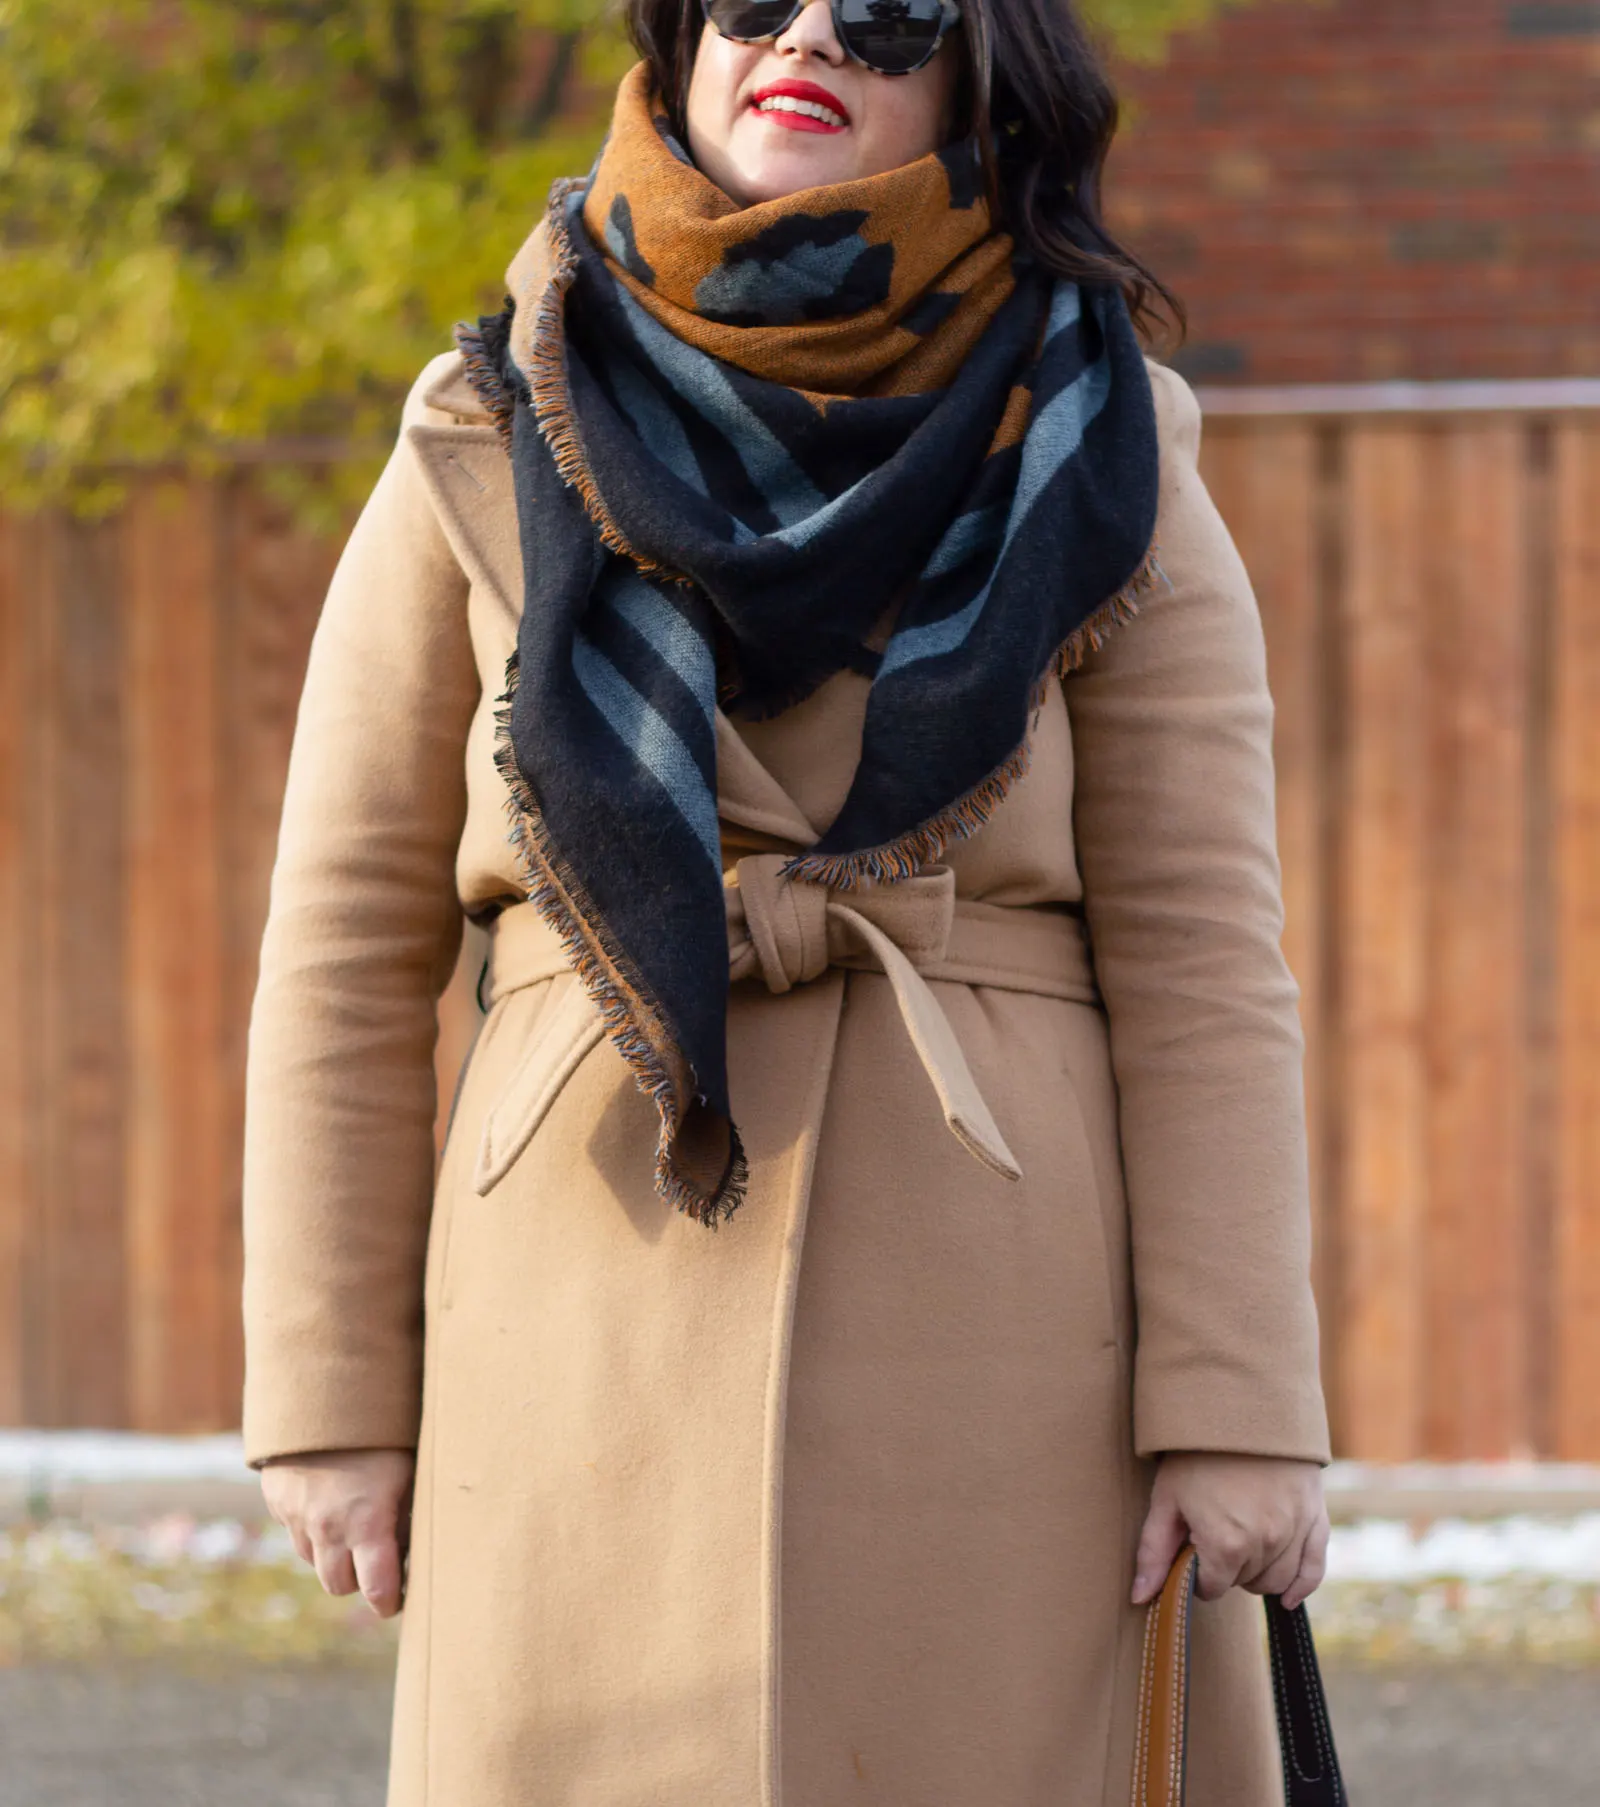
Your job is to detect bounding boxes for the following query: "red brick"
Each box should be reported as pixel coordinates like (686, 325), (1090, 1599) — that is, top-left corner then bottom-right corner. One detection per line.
(1104, 0), (1600, 380)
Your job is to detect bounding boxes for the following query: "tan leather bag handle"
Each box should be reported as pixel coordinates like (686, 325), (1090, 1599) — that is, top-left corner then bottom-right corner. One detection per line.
(1131, 1544), (1348, 1807)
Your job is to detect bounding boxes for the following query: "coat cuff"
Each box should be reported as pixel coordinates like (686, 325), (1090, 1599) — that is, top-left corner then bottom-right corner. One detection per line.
(242, 1347), (423, 1471)
(1132, 1357), (1332, 1467)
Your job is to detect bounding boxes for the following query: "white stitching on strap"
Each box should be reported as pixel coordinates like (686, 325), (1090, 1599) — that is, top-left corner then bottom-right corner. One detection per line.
(1132, 1596), (1157, 1805)
(1267, 1605), (1296, 1802)
(1268, 1604), (1346, 1805)
(1292, 1606), (1345, 1804)
(1167, 1573), (1190, 1805)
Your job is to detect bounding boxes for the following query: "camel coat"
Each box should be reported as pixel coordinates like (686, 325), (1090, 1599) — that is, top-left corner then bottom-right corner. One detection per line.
(240, 338), (1331, 1807)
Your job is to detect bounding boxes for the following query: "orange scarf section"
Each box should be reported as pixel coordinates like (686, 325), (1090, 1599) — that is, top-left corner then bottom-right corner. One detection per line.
(579, 62), (1018, 399)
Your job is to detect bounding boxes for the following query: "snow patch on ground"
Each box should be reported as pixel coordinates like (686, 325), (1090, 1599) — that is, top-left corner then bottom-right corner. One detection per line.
(0, 1431), (251, 1484)
(1328, 1515), (1600, 1583)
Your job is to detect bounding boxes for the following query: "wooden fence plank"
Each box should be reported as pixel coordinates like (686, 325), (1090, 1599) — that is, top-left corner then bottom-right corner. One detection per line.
(224, 479), (338, 949)
(1337, 423), (1430, 1460)
(1422, 423), (1530, 1458)
(215, 478), (340, 1423)
(40, 515), (129, 1427)
(123, 482), (227, 1431)
(0, 515), (31, 1423)
(4, 516), (52, 1427)
(1554, 420), (1600, 1459)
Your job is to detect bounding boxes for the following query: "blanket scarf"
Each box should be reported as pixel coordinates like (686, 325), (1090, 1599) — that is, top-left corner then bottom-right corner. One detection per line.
(457, 62), (1160, 1226)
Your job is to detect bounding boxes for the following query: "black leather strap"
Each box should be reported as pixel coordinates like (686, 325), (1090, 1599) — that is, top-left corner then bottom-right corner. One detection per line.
(1262, 1594), (1348, 1805)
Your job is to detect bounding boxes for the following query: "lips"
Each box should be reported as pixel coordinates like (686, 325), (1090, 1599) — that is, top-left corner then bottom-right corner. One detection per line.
(748, 77), (850, 133)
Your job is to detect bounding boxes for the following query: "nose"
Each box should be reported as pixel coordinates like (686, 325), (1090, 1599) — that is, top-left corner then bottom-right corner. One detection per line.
(772, 0), (846, 65)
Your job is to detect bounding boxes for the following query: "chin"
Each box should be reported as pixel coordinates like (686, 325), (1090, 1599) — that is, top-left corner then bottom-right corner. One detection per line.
(729, 141), (858, 204)
(743, 166), (844, 203)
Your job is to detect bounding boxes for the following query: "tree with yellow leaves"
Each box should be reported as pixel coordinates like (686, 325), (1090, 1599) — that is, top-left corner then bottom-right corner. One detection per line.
(0, 0), (1253, 510)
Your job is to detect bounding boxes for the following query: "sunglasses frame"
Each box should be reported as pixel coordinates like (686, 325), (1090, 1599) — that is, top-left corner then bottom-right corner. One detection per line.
(699, 0), (963, 77)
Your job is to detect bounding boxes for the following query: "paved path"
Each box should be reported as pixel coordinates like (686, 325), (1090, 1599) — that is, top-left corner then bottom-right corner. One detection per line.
(1325, 1662), (1600, 1801)
(0, 1664), (390, 1807)
(1, 1660), (1596, 1803)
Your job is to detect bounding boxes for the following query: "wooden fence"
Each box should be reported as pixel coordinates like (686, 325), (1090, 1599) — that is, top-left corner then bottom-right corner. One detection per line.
(1198, 385), (1600, 1463)
(1, 389), (1597, 1458)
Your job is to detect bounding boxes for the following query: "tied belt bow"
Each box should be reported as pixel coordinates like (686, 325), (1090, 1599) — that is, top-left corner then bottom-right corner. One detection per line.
(471, 861), (1102, 1200)
(727, 856), (1020, 1181)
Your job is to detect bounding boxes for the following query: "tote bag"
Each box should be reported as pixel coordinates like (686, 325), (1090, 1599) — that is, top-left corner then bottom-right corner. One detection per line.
(1131, 1543), (1349, 1806)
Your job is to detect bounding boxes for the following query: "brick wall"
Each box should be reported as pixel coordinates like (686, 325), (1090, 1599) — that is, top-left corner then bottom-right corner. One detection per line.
(1104, 0), (1600, 383)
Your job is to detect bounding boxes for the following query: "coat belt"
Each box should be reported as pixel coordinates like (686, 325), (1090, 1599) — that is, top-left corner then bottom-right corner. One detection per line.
(478, 858), (1102, 1191)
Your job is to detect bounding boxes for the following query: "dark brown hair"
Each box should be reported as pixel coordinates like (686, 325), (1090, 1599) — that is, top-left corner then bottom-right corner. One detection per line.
(623, 0), (1183, 342)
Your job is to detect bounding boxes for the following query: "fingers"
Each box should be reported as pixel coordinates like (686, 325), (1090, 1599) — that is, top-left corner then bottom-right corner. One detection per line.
(1238, 1538), (1300, 1601)
(1193, 1525), (1253, 1602)
(312, 1530), (404, 1615)
(305, 1511), (402, 1614)
(308, 1500), (400, 1611)
(313, 1539), (359, 1598)
(257, 1450), (416, 1618)
(1131, 1490), (1187, 1605)
(1142, 1455), (1328, 1607)
(260, 1467), (315, 1567)
(1239, 1503), (1331, 1608)
(1277, 1509), (1330, 1612)
(353, 1536), (405, 1619)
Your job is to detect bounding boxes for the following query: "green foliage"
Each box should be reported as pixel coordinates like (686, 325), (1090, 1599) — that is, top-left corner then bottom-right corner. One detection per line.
(0, 0), (1246, 513)
(1081, 0), (1261, 61)
(0, 0), (627, 514)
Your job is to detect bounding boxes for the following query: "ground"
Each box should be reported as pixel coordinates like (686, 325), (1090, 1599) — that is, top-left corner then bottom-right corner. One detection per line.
(0, 1660), (1595, 1805)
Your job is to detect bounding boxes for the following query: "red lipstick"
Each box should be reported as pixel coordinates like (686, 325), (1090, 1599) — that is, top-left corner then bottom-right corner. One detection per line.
(748, 77), (850, 133)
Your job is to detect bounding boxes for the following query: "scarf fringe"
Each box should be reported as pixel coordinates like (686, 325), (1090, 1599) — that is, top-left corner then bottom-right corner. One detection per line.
(452, 180), (690, 587)
(1049, 551), (1162, 681)
(520, 179), (691, 590)
(453, 309), (518, 448)
(781, 548), (1164, 891)
(490, 652), (747, 1227)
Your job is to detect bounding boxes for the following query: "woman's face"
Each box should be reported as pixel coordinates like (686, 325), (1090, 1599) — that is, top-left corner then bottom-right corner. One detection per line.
(685, 2), (963, 206)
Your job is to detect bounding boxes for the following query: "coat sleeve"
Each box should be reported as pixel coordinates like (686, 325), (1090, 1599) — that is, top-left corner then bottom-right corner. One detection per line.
(240, 352), (481, 1468)
(1065, 360), (1332, 1466)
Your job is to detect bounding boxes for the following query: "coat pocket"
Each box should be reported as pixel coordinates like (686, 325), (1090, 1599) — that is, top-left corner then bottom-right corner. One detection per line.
(471, 975), (606, 1196)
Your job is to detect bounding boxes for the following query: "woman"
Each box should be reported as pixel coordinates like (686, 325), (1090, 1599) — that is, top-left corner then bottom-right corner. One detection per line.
(244, 0), (1332, 1802)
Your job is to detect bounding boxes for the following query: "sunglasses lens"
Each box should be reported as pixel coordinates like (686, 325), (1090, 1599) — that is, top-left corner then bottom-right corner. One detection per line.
(836, 0), (948, 72)
(704, 0), (801, 40)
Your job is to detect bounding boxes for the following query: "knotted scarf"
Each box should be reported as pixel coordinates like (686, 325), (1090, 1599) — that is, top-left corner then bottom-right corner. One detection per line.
(457, 61), (1159, 1225)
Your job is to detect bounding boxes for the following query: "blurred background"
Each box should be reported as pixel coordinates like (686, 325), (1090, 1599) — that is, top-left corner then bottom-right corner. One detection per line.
(0, 1), (1597, 1801)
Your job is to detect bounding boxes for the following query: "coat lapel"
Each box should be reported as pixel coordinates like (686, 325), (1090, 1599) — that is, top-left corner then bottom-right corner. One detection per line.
(406, 358), (820, 851)
(714, 716), (818, 848)
(407, 426), (521, 621)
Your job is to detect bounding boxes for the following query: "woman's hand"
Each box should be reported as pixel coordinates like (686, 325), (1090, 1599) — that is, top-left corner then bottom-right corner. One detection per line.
(259, 1448), (416, 1619)
(1131, 1452), (1328, 1611)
